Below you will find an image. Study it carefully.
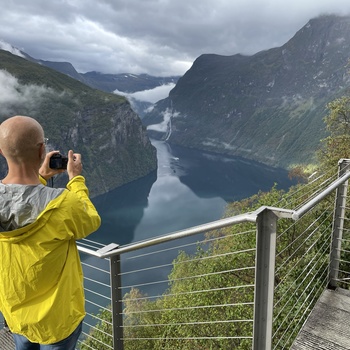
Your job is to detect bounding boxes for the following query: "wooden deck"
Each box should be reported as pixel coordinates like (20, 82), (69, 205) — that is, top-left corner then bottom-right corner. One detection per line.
(291, 288), (350, 349)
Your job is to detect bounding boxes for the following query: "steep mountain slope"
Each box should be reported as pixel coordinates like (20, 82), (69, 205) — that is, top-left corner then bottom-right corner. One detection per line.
(0, 49), (157, 197)
(143, 15), (350, 168)
(20, 50), (89, 84)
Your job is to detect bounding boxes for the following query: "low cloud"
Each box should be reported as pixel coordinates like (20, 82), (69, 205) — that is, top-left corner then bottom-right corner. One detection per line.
(0, 70), (54, 116)
(114, 83), (175, 104)
(147, 108), (179, 135)
(0, 40), (25, 58)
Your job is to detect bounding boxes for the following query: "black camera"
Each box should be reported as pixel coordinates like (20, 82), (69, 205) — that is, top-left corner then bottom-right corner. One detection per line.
(49, 153), (68, 169)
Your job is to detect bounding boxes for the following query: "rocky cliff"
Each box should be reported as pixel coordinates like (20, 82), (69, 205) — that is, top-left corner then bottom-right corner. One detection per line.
(143, 15), (350, 168)
(0, 49), (157, 197)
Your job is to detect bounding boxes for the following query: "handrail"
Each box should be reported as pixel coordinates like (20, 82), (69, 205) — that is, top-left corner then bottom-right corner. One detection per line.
(78, 211), (259, 258)
(77, 169), (350, 259)
(76, 206), (303, 259)
(292, 169), (350, 220)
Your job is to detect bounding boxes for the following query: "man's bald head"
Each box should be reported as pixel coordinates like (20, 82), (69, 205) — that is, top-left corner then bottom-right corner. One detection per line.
(0, 116), (45, 163)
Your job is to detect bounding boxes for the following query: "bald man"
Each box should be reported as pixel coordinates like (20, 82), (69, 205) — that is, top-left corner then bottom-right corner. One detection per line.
(0, 116), (101, 350)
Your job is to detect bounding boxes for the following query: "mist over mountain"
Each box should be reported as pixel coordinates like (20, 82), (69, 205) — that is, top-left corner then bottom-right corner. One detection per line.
(143, 14), (350, 168)
(8, 45), (180, 118)
(0, 49), (157, 197)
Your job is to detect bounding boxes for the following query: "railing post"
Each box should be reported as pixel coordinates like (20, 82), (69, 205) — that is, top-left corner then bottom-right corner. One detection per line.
(110, 254), (124, 350)
(253, 208), (278, 350)
(329, 159), (350, 289)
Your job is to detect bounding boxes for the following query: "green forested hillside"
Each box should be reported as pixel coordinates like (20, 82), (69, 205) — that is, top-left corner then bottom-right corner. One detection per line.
(0, 49), (157, 197)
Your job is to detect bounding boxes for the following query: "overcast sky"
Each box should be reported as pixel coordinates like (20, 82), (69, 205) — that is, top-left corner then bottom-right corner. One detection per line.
(0, 0), (349, 77)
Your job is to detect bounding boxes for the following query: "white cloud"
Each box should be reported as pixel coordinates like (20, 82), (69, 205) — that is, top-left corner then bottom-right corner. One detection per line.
(114, 83), (175, 104)
(147, 108), (180, 135)
(0, 70), (55, 115)
(0, 40), (24, 58)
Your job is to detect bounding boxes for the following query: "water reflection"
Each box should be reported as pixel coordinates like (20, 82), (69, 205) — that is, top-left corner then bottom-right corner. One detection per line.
(167, 143), (294, 202)
(132, 141), (226, 241)
(90, 170), (157, 245)
(90, 140), (295, 247)
(83, 139), (297, 309)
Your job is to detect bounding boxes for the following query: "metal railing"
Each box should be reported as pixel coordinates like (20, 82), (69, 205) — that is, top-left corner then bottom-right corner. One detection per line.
(76, 159), (350, 350)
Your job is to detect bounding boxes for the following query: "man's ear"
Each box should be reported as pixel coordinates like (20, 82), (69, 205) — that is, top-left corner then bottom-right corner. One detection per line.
(39, 143), (46, 161)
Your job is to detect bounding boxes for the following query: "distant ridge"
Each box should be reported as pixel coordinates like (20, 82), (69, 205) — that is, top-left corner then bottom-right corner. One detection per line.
(143, 14), (350, 168)
(0, 40), (179, 94)
(82, 71), (179, 93)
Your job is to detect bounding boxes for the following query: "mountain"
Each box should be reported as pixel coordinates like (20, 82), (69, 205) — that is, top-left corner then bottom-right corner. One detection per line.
(8, 47), (90, 85)
(37, 60), (87, 84)
(81, 71), (179, 93)
(21, 51), (180, 119)
(0, 40), (179, 96)
(81, 72), (179, 118)
(0, 49), (157, 197)
(143, 15), (350, 168)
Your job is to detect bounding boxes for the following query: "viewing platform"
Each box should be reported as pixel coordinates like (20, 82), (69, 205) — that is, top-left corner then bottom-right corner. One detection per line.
(2, 159), (350, 349)
(291, 288), (350, 349)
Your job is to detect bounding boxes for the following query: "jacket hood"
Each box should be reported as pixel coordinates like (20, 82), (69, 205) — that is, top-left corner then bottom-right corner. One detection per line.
(0, 183), (65, 242)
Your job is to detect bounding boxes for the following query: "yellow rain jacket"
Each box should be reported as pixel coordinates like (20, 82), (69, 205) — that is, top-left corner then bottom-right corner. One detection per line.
(0, 175), (101, 344)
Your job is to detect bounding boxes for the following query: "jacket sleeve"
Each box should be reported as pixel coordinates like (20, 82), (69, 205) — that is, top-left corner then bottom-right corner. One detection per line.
(65, 175), (101, 240)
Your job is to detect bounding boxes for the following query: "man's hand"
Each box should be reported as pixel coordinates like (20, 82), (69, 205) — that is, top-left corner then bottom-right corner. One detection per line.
(67, 150), (82, 180)
(39, 150), (66, 180)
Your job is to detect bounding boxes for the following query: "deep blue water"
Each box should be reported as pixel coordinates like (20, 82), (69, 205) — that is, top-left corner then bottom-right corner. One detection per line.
(80, 139), (296, 311)
(89, 139), (295, 247)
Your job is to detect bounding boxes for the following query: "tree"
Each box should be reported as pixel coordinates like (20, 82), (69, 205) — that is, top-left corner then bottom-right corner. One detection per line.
(318, 96), (350, 169)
